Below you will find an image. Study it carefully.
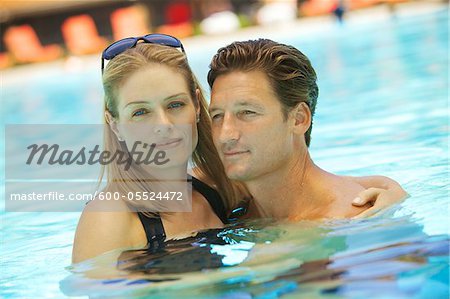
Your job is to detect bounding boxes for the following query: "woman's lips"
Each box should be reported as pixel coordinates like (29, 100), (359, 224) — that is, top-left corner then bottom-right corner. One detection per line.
(154, 138), (182, 150)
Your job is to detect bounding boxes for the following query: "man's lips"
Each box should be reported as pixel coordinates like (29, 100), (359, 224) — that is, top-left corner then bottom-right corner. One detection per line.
(154, 138), (182, 149)
(223, 150), (249, 157)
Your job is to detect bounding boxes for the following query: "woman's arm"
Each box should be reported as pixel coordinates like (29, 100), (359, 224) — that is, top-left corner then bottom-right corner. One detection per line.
(72, 200), (138, 264)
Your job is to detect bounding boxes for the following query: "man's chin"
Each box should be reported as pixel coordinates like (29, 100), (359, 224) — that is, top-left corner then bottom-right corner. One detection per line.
(225, 167), (252, 181)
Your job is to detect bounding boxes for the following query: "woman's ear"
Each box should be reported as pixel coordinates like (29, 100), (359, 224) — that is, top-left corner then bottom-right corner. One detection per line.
(290, 102), (311, 135)
(195, 88), (201, 120)
(105, 111), (123, 141)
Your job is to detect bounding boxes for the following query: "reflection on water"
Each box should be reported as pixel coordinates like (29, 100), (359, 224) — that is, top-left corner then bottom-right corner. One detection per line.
(60, 214), (449, 298)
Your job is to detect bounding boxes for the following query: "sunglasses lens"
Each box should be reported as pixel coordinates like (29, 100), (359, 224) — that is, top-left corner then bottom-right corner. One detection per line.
(102, 34), (184, 71)
(143, 34), (182, 48)
(102, 38), (136, 60)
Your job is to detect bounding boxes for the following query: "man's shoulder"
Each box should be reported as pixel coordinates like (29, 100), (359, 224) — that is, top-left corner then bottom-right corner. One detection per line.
(325, 175), (367, 217)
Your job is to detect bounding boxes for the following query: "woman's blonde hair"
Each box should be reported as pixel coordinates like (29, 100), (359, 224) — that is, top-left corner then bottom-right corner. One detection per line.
(100, 43), (243, 216)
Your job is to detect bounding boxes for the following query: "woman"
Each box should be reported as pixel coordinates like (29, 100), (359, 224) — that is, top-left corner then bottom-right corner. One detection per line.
(72, 34), (405, 263)
(73, 35), (248, 263)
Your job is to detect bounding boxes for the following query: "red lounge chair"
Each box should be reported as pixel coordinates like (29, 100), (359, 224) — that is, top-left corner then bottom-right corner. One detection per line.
(348, 0), (408, 11)
(3, 24), (63, 63)
(379, 0), (408, 4)
(111, 5), (151, 41)
(349, 0), (380, 10)
(299, 0), (338, 17)
(0, 52), (12, 69)
(156, 1), (194, 38)
(157, 23), (194, 38)
(62, 14), (108, 55)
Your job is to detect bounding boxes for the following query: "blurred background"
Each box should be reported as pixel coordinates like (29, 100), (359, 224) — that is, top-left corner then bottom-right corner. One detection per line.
(1, 0), (446, 69)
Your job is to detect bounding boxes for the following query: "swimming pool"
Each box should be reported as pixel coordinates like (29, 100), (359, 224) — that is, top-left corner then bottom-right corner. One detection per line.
(1, 5), (448, 299)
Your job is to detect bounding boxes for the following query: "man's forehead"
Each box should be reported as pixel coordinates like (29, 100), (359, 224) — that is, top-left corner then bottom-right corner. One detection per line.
(211, 71), (274, 101)
(210, 87), (261, 109)
(214, 70), (268, 87)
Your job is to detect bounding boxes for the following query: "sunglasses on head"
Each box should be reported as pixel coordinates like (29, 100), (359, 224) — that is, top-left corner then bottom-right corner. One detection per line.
(101, 33), (185, 73)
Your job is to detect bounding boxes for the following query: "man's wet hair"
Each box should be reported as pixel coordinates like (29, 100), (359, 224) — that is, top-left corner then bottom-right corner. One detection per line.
(208, 39), (318, 147)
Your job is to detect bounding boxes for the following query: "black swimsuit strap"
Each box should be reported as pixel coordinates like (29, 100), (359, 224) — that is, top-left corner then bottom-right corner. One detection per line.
(137, 176), (227, 249)
(191, 176), (228, 223)
(136, 212), (166, 252)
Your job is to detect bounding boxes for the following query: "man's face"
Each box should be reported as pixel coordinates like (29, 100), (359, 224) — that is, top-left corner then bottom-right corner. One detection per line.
(209, 70), (295, 181)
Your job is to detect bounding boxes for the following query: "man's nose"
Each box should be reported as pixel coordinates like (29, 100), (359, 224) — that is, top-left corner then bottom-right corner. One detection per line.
(219, 113), (239, 145)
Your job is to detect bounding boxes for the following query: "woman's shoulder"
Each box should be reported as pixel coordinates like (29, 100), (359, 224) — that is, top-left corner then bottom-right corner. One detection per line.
(72, 191), (141, 263)
(84, 192), (132, 212)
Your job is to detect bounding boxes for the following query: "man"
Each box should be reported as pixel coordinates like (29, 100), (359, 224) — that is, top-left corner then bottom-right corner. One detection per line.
(207, 39), (406, 220)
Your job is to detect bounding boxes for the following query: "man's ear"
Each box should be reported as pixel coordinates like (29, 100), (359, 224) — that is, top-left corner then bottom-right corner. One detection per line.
(291, 102), (311, 135)
(105, 111), (122, 141)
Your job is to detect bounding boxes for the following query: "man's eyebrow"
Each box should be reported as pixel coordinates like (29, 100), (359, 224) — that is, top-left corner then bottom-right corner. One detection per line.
(124, 93), (188, 108)
(209, 100), (265, 114)
(235, 101), (264, 110)
(208, 106), (221, 114)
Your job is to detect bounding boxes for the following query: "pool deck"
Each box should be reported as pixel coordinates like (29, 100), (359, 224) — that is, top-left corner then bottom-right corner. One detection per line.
(1, 1), (447, 87)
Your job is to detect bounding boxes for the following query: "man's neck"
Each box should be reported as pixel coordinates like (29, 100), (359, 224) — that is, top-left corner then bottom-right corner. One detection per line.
(245, 151), (334, 220)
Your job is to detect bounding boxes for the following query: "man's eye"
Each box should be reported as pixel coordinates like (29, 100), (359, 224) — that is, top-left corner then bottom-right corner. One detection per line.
(168, 102), (185, 109)
(132, 109), (148, 117)
(211, 113), (223, 121)
(240, 110), (256, 116)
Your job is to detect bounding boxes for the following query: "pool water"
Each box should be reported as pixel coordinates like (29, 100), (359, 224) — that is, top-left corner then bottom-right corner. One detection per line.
(1, 6), (448, 299)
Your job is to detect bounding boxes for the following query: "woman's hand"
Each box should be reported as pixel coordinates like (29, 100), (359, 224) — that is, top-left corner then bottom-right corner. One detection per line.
(347, 175), (408, 218)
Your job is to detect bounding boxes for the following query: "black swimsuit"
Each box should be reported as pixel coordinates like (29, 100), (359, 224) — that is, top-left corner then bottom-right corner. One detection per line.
(136, 176), (228, 251)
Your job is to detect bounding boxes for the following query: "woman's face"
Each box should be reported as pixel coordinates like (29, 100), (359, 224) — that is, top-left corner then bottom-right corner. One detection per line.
(112, 64), (199, 172)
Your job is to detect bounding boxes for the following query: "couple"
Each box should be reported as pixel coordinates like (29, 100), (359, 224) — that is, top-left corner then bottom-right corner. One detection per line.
(72, 35), (406, 263)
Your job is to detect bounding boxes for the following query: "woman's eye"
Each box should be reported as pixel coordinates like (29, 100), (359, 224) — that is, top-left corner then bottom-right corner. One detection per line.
(168, 102), (185, 109)
(132, 109), (148, 117)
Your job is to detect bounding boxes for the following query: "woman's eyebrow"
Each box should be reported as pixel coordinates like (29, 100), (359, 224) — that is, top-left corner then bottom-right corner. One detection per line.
(124, 101), (150, 108)
(123, 93), (189, 108)
(162, 93), (189, 102)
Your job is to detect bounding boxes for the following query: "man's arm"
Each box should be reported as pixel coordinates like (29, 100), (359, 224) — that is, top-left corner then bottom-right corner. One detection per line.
(345, 175), (408, 218)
